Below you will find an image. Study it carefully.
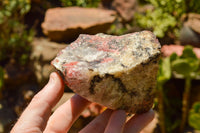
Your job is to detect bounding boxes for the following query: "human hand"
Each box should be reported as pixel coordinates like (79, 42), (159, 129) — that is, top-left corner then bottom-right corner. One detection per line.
(11, 72), (155, 133)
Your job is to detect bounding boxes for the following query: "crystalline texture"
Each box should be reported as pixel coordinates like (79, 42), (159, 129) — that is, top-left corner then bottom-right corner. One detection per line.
(52, 31), (161, 113)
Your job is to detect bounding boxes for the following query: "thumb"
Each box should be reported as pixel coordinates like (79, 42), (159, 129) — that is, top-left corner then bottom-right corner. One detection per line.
(11, 72), (64, 133)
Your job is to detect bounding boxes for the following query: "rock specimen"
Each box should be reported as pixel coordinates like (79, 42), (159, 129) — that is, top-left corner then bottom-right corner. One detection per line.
(101, 0), (137, 22)
(184, 13), (200, 34)
(41, 7), (116, 42)
(52, 31), (161, 113)
(180, 13), (200, 47)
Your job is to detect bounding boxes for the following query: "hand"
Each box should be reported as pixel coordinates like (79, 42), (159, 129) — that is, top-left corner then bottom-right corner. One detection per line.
(11, 72), (155, 133)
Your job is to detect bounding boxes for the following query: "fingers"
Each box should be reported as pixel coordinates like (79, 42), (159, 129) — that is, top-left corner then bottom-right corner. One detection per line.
(80, 109), (113, 133)
(104, 110), (126, 133)
(81, 109), (154, 133)
(44, 94), (91, 133)
(11, 70), (154, 133)
(123, 109), (155, 133)
(11, 72), (64, 133)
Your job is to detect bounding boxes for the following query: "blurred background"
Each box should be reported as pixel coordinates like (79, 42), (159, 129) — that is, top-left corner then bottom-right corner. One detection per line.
(1, 0), (200, 132)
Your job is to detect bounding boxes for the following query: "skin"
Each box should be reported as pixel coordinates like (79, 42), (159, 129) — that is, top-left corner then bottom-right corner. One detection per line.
(11, 72), (155, 133)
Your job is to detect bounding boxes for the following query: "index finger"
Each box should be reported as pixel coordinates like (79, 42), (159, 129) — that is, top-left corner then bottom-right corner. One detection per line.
(124, 109), (155, 133)
(44, 94), (91, 133)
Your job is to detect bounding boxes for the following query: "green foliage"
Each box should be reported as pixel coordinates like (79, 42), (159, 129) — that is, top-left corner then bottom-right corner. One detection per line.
(0, 0), (34, 65)
(157, 57), (172, 133)
(60, 0), (100, 7)
(156, 45), (200, 132)
(148, 0), (186, 17)
(157, 57), (171, 86)
(136, 0), (200, 38)
(108, 24), (128, 35)
(0, 0), (31, 17)
(189, 102), (200, 130)
(187, 0), (200, 14)
(170, 53), (178, 62)
(157, 46), (200, 132)
(136, 9), (177, 38)
(170, 46), (200, 132)
(171, 46), (199, 78)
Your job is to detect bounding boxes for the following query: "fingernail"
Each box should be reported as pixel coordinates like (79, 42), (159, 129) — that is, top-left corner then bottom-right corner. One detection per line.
(49, 72), (57, 84)
(134, 109), (155, 122)
(147, 109), (155, 120)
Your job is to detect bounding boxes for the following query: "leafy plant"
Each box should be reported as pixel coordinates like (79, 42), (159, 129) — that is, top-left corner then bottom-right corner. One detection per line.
(60, 0), (100, 7)
(136, 0), (200, 38)
(157, 45), (200, 133)
(189, 102), (200, 130)
(186, 0), (200, 14)
(157, 57), (172, 86)
(136, 9), (177, 38)
(157, 57), (171, 133)
(108, 23), (128, 35)
(0, 0), (34, 65)
(171, 45), (200, 132)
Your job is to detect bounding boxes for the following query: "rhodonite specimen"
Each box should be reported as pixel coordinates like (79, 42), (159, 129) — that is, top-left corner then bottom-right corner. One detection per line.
(52, 31), (161, 113)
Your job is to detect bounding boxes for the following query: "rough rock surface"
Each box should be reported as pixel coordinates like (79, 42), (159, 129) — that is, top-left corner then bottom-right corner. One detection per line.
(41, 7), (116, 42)
(180, 24), (200, 47)
(185, 13), (200, 34)
(101, 0), (137, 22)
(180, 13), (200, 47)
(52, 31), (161, 113)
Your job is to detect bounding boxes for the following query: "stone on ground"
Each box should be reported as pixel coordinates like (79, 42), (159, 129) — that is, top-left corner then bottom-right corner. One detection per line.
(31, 38), (67, 84)
(101, 0), (137, 22)
(42, 7), (116, 42)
